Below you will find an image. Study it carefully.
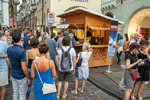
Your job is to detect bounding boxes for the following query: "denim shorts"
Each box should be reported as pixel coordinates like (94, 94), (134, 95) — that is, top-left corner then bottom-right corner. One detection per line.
(75, 68), (78, 79)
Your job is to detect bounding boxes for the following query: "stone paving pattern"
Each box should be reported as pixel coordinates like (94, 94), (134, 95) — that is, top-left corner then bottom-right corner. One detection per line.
(5, 79), (117, 100)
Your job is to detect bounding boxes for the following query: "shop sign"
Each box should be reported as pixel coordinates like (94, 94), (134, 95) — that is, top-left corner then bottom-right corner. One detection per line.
(107, 21), (118, 57)
(9, 18), (13, 27)
(48, 13), (55, 24)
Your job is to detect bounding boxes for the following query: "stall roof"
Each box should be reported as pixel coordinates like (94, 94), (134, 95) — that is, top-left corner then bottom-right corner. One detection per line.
(57, 7), (124, 24)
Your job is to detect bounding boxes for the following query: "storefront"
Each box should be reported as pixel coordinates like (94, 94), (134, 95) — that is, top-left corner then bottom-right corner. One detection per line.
(57, 7), (123, 67)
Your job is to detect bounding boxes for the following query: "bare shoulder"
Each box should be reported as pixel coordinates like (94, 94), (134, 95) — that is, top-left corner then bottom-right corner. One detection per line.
(50, 60), (55, 68)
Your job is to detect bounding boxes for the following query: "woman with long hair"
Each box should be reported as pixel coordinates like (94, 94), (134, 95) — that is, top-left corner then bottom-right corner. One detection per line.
(26, 37), (40, 100)
(124, 33), (129, 42)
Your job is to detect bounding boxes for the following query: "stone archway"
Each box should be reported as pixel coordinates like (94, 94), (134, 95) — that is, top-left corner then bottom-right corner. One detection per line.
(128, 8), (150, 38)
(105, 12), (114, 18)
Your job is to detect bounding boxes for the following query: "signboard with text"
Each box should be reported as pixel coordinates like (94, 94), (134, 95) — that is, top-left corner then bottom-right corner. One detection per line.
(107, 21), (118, 57)
(48, 13), (55, 24)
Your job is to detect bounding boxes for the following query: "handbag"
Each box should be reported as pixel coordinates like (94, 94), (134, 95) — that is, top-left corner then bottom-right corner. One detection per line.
(34, 59), (57, 94)
(76, 52), (83, 67)
(130, 68), (141, 80)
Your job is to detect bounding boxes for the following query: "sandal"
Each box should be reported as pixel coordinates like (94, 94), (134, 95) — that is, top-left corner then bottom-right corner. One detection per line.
(131, 96), (135, 100)
(138, 97), (143, 100)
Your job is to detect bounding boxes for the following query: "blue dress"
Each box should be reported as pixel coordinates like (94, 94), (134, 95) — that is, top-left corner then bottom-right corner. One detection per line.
(34, 68), (55, 100)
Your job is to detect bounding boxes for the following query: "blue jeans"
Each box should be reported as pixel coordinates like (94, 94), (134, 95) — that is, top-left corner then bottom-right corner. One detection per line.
(116, 51), (122, 63)
(26, 68), (32, 99)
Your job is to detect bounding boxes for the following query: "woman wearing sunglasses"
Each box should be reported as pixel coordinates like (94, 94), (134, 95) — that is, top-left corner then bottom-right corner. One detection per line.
(131, 40), (150, 100)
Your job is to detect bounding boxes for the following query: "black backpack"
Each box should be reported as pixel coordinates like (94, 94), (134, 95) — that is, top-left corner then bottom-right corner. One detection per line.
(76, 52), (82, 67)
(60, 47), (72, 72)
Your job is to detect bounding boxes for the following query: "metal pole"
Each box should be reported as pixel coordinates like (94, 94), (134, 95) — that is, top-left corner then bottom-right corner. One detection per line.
(106, 57), (112, 73)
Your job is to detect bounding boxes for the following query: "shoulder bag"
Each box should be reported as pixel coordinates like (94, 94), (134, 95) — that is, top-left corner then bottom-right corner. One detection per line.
(76, 52), (83, 67)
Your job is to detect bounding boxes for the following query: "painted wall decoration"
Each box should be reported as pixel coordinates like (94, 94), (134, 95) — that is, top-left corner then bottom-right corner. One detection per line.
(107, 21), (118, 56)
(93, 48), (108, 62)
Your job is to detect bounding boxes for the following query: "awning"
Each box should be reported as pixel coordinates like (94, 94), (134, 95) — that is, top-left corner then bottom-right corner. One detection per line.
(88, 25), (110, 30)
(56, 24), (69, 29)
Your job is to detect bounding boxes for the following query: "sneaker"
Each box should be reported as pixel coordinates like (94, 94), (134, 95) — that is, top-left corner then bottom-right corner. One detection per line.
(78, 88), (84, 94)
(56, 94), (60, 100)
(62, 94), (67, 99)
(144, 81), (149, 85)
(71, 90), (77, 95)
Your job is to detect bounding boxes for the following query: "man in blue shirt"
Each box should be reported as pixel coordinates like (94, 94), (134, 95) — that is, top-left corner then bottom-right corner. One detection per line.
(7, 30), (31, 100)
(0, 40), (8, 100)
(23, 30), (31, 50)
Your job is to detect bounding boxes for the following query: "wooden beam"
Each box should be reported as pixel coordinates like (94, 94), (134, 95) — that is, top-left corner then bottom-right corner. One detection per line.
(84, 16), (87, 42)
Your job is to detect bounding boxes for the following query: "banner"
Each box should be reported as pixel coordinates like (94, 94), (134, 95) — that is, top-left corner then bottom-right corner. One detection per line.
(107, 21), (118, 56)
(9, 18), (13, 27)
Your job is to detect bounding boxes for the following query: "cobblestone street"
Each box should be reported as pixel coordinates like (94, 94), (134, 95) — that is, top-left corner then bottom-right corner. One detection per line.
(5, 79), (117, 100)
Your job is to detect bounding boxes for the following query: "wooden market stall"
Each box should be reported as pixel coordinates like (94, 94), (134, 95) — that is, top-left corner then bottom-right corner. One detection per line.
(57, 7), (124, 67)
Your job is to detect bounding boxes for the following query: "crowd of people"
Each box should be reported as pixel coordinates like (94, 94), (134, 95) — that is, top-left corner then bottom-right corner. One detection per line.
(116, 33), (150, 100)
(0, 26), (150, 100)
(0, 27), (92, 100)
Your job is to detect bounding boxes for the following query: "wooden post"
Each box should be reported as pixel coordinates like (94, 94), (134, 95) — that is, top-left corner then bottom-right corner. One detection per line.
(84, 16), (87, 42)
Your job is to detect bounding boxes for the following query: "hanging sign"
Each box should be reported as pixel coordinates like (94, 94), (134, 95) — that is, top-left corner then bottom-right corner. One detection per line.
(9, 18), (13, 27)
(107, 21), (118, 57)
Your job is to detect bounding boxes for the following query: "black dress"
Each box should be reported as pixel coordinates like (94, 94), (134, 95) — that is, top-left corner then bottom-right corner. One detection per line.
(136, 50), (150, 81)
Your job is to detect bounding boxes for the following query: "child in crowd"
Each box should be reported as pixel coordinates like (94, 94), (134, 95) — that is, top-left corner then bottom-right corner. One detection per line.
(71, 42), (93, 95)
(7, 36), (13, 47)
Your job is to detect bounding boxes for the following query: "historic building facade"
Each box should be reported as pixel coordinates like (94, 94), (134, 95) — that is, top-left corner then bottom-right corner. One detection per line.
(18, 0), (101, 33)
(102, 0), (150, 38)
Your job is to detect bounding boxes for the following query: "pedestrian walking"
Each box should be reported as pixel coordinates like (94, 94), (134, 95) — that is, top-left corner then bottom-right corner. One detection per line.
(44, 33), (58, 72)
(23, 30), (32, 51)
(57, 31), (69, 48)
(55, 36), (76, 99)
(7, 36), (13, 47)
(7, 30), (31, 100)
(69, 33), (79, 48)
(119, 41), (130, 91)
(0, 27), (5, 37)
(26, 37), (40, 100)
(147, 37), (150, 49)
(71, 42), (92, 95)
(1, 30), (10, 42)
(31, 42), (56, 100)
(131, 40), (150, 100)
(0, 40), (9, 100)
(38, 32), (43, 42)
(56, 31), (63, 42)
(116, 36), (125, 64)
(123, 33), (129, 42)
(130, 33), (141, 44)
(123, 43), (143, 100)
